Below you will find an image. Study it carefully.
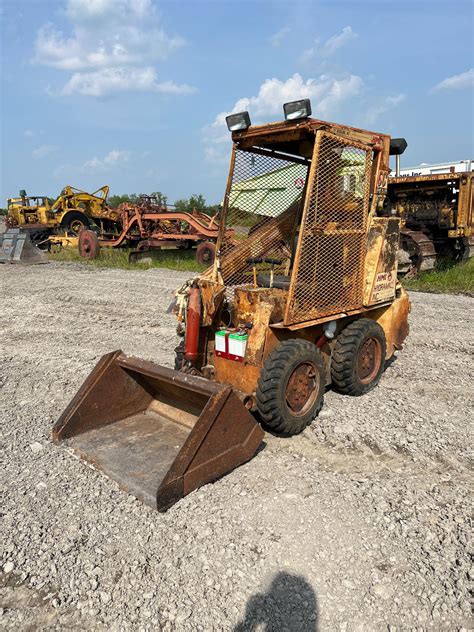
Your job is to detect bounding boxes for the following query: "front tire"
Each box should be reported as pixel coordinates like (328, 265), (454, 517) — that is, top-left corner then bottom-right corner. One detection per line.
(331, 319), (386, 396)
(256, 339), (325, 436)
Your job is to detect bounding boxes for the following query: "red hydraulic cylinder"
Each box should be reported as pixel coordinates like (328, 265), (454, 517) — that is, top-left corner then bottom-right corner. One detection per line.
(184, 286), (201, 363)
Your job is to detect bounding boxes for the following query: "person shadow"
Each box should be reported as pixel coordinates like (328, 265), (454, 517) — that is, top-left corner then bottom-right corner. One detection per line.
(234, 571), (318, 631)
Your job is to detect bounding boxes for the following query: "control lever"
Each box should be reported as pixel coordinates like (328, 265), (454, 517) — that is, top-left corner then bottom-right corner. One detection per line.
(246, 257), (263, 288)
(263, 258), (282, 288)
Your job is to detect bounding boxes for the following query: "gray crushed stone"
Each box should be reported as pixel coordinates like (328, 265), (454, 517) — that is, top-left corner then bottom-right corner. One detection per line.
(1, 261), (472, 631)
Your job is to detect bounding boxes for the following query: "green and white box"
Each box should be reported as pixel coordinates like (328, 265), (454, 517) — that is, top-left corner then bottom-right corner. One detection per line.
(228, 332), (248, 358)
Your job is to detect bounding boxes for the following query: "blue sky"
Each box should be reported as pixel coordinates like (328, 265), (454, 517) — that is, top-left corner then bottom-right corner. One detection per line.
(1, 0), (473, 205)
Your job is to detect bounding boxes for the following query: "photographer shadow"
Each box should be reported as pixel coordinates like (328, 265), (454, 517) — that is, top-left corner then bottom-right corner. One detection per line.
(234, 571), (318, 631)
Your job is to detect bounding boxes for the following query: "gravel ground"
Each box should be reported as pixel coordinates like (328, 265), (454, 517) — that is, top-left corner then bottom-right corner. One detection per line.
(1, 261), (473, 631)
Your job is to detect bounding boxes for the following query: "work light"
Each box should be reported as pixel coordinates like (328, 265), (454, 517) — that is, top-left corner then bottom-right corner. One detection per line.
(226, 111), (251, 132)
(283, 99), (312, 121)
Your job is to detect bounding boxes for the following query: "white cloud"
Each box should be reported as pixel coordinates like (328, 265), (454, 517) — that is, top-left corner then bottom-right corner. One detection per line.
(323, 26), (356, 56)
(32, 144), (58, 159)
(61, 67), (195, 97)
(432, 69), (474, 92)
(53, 148), (131, 177)
(366, 93), (406, 125)
(52, 164), (72, 179)
(34, 2), (183, 71)
(82, 149), (130, 170)
(204, 145), (229, 166)
(206, 72), (364, 164)
(24, 130), (35, 138)
(212, 72), (363, 127)
(65, 0), (156, 23)
(302, 26), (357, 63)
(33, 0), (193, 97)
(270, 26), (290, 47)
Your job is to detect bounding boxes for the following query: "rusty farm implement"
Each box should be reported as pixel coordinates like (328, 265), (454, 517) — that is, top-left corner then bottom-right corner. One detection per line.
(78, 195), (230, 265)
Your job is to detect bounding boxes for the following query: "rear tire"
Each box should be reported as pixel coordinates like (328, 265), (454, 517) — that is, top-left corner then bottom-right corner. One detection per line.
(331, 319), (386, 396)
(78, 230), (100, 259)
(196, 241), (216, 265)
(61, 211), (90, 236)
(256, 339), (324, 436)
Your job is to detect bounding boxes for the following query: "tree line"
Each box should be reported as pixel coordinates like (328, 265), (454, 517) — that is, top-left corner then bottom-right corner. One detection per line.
(108, 192), (221, 215)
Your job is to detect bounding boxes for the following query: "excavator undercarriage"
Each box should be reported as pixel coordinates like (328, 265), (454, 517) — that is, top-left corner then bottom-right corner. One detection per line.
(387, 172), (473, 276)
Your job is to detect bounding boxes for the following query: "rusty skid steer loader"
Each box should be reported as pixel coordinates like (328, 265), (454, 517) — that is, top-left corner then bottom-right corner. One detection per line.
(53, 100), (410, 511)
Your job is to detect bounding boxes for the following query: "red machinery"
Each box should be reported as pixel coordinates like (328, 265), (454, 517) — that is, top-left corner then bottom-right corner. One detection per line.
(79, 195), (232, 265)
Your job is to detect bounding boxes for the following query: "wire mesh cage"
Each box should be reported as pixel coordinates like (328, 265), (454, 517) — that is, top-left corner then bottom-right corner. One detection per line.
(285, 131), (372, 324)
(218, 148), (309, 288)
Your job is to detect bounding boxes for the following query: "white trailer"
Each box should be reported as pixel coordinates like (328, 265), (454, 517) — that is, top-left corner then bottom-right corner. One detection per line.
(395, 159), (473, 177)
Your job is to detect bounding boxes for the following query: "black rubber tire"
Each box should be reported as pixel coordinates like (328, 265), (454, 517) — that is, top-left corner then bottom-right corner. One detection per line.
(29, 229), (52, 249)
(196, 241), (216, 265)
(60, 211), (90, 236)
(174, 340), (185, 371)
(455, 237), (470, 263)
(256, 339), (325, 436)
(78, 230), (100, 259)
(331, 319), (387, 396)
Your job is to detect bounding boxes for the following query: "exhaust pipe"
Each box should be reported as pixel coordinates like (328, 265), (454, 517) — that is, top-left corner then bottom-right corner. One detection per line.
(389, 138), (408, 178)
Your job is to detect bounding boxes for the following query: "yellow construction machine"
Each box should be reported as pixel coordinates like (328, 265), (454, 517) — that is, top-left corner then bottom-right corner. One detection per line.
(53, 100), (410, 511)
(6, 185), (118, 246)
(387, 170), (474, 276)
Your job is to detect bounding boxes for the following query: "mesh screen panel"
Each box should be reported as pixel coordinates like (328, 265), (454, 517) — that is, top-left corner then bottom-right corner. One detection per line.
(219, 149), (309, 288)
(285, 131), (372, 324)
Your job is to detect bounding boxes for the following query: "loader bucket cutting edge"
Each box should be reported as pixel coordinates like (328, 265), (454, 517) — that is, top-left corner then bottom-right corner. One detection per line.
(52, 351), (264, 511)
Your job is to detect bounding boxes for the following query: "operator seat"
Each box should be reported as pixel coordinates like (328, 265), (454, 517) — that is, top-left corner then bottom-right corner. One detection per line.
(255, 232), (299, 290)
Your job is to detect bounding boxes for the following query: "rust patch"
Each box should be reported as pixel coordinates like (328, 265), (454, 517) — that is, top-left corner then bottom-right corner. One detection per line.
(234, 286), (286, 325)
(198, 279), (225, 327)
(211, 354), (262, 394)
(245, 302), (273, 365)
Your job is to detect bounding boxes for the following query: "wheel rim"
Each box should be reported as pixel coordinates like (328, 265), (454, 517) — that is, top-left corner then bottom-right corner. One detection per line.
(285, 362), (319, 416)
(70, 219), (86, 235)
(201, 248), (212, 263)
(357, 337), (382, 384)
(79, 232), (97, 258)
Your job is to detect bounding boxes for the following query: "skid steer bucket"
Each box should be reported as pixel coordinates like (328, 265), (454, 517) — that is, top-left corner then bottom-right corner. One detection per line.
(53, 351), (264, 511)
(0, 229), (49, 264)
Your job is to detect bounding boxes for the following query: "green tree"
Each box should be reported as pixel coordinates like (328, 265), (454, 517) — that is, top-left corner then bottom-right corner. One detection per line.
(108, 192), (168, 207)
(173, 194), (221, 215)
(150, 191), (168, 206)
(108, 193), (138, 207)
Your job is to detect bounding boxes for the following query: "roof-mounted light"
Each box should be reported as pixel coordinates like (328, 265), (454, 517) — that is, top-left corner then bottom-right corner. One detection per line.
(226, 111), (251, 132)
(283, 98), (312, 121)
